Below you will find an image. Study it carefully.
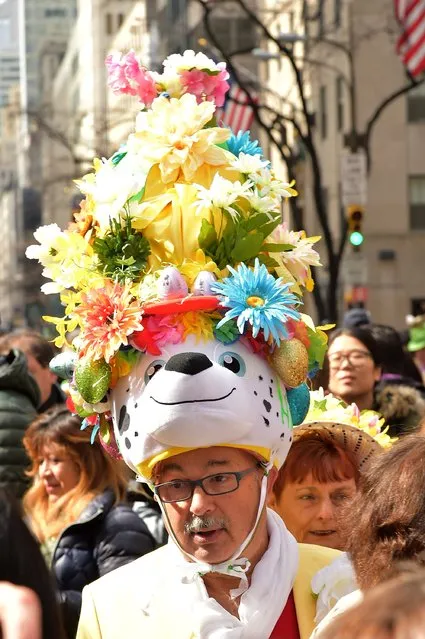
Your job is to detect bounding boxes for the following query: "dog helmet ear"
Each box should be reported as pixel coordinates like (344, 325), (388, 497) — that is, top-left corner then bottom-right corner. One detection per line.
(286, 383), (310, 425)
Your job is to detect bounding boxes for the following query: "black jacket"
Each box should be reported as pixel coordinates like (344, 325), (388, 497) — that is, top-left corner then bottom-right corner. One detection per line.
(0, 349), (40, 497)
(53, 489), (155, 637)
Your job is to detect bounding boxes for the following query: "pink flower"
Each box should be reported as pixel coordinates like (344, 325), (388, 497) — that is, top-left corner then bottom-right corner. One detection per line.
(180, 68), (230, 107)
(146, 315), (184, 348)
(105, 50), (157, 106)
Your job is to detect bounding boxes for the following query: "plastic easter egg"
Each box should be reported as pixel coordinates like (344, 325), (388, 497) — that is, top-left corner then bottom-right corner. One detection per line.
(49, 351), (77, 380)
(286, 383), (310, 426)
(270, 338), (309, 388)
(157, 267), (188, 299)
(75, 358), (112, 404)
(192, 271), (217, 296)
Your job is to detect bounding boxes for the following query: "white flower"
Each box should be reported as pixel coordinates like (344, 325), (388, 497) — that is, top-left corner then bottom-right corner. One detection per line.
(230, 152), (269, 176)
(251, 168), (297, 199)
(271, 223), (321, 288)
(26, 224), (63, 260)
(76, 157), (147, 233)
(194, 173), (253, 220)
(246, 192), (278, 218)
(163, 50), (224, 74)
(311, 553), (358, 624)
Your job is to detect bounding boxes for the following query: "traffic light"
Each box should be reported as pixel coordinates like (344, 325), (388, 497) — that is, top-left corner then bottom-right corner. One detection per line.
(347, 205), (364, 249)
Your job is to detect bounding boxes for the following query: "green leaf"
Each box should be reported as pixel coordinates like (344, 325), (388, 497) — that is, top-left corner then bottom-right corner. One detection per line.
(231, 233), (265, 262)
(128, 187), (145, 203)
(261, 242), (296, 252)
(198, 219), (218, 252)
(258, 217), (282, 239)
(245, 213), (271, 232)
(257, 254), (279, 268)
(111, 151), (127, 166)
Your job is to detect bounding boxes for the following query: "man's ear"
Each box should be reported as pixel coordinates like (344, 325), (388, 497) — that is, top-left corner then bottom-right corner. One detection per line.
(266, 466), (278, 498)
(374, 366), (382, 382)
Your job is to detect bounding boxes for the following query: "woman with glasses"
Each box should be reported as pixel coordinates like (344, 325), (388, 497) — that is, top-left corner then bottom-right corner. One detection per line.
(22, 406), (155, 639)
(326, 327), (425, 436)
(326, 327), (382, 412)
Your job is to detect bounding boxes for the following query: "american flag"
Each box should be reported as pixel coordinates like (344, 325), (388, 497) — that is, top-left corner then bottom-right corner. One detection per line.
(395, 0), (425, 77)
(216, 83), (257, 132)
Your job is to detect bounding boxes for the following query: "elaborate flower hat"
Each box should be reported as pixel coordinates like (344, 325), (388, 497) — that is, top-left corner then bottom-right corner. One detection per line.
(295, 388), (395, 469)
(406, 314), (425, 352)
(27, 49), (329, 482)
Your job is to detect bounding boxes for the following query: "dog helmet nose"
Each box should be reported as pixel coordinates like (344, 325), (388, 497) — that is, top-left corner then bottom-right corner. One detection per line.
(164, 352), (213, 376)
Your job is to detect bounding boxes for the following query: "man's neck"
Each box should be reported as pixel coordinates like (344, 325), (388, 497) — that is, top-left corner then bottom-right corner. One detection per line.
(202, 523), (269, 617)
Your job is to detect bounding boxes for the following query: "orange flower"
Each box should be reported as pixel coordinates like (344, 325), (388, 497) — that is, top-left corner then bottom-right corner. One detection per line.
(75, 281), (143, 362)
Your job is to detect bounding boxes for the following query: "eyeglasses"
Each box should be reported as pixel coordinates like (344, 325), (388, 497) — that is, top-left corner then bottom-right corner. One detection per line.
(328, 349), (373, 368)
(153, 466), (260, 503)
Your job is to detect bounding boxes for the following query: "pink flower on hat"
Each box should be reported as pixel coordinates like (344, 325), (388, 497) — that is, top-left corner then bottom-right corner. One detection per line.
(180, 68), (230, 107)
(105, 50), (157, 106)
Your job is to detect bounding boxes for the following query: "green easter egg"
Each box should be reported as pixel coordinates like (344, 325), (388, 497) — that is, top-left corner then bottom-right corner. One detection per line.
(75, 358), (111, 404)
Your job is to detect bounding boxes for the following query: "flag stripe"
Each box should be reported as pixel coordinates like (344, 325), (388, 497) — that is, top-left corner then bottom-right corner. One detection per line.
(395, 0), (425, 77)
(216, 84), (257, 132)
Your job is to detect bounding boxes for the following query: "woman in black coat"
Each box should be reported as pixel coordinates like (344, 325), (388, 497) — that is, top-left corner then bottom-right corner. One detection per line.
(23, 407), (155, 638)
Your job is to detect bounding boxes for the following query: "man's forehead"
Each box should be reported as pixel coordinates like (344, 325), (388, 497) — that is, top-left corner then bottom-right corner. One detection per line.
(156, 447), (256, 475)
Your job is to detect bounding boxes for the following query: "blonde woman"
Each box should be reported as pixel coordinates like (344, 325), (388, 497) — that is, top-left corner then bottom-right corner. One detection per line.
(23, 406), (155, 638)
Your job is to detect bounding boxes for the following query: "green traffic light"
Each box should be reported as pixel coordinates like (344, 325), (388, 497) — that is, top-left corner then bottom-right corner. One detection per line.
(349, 231), (364, 246)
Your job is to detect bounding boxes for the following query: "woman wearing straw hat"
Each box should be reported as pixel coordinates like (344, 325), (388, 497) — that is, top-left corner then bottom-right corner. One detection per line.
(270, 390), (393, 551)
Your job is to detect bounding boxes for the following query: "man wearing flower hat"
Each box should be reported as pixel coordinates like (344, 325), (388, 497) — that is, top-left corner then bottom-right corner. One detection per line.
(27, 49), (340, 638)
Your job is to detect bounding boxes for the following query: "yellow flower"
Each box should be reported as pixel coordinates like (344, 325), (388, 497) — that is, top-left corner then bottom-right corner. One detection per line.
(172, 312), (215, 342)
(180, 250), (220, 288)
(132, 93), (230, 184)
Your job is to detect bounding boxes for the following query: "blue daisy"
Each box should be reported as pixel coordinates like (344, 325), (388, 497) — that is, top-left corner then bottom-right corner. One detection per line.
(226, 130), (264, 158)
(211, 258), (301, 345)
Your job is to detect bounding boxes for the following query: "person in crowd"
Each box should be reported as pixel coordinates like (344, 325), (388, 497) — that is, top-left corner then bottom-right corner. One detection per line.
(23, 406), (156, 638)
(0, 348), (40, 496)
(406, 314), (425, 385)
(27, 46), (344, 639)
(370, 323), (425, 436)
(0, 583), (43, 639)
(318, 567), (425, 639)
(127, 479), (168, 547)
(0, 329), (65, 412)
(342, 307), (371, 329)
(326, 327), (382, 411)
(269, 391), (387, 551)
(0, 488), (65, 639)
(327, 326), (425, 436)
(312, 434), (425, 637)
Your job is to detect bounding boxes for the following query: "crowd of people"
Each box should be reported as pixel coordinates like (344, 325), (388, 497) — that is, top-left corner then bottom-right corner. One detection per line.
(3, 47), (425, 638)
(0, 314), (424, 638)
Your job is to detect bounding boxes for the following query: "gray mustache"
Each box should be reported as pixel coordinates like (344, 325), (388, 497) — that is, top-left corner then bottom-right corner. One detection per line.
(184, 515), (228, 534)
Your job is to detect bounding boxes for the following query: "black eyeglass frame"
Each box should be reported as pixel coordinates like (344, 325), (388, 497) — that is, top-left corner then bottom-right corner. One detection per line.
(328, 349), (373, 368)
(153, 465), (261, 503)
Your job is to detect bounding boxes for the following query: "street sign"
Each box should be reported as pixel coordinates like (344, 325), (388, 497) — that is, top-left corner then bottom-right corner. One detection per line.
(341, 151), (367, 207)
(343, 252), (368, 286)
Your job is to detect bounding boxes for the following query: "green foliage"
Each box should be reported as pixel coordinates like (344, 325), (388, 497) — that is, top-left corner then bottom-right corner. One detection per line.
(213, 318), (240, 344)
(93, 215), (150, 283)
(198, 210), (287, 270)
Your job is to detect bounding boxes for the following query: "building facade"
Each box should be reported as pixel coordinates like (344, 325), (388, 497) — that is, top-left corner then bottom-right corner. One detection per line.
(259, 0), (425, 327)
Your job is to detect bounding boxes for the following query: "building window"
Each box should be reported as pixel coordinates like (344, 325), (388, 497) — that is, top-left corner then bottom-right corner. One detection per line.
(117, 13), (125, 28)
(106, 13), (113, 35)
(320, 85), (327, 139)
(408, 81), (425, 122)
(409, 175), (425, 229)
(336, 75), (344, 131)
(334, 0), (341, 27)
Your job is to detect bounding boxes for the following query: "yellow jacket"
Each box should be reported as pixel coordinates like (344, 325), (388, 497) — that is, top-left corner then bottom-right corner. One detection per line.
(77, 543), (339, 639)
